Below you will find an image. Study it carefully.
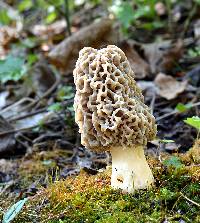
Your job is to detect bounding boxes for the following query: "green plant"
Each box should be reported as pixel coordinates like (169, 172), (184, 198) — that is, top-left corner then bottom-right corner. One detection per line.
(0, 10), (12, 25)
(12, 153), (200, 223)
(17, 0), (58, 20)
(0, 50), (38, 84)
(163, 156), (184, 170)
(0, 55), (25, 83)
(109, 0), (163, 33)
(184, 116), (200, 138)
(160, 188), (176, 201)
(16, 0), (75, 33)
(175, 103), (193, 113)
(109, 1), (135, 30)
(56, 86), (74, 101)
(48, 102), (63, 112)
(187, 46), (200, 58)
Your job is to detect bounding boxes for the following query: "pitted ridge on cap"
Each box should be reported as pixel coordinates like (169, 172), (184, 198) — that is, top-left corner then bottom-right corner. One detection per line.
(73, 45), (157, 151)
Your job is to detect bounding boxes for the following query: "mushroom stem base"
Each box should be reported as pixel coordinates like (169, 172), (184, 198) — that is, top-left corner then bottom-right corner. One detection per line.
(110, 146), (154, 193)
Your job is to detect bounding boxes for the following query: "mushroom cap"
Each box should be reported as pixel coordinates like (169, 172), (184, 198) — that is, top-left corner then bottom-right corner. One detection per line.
(73, 45), (157, 151)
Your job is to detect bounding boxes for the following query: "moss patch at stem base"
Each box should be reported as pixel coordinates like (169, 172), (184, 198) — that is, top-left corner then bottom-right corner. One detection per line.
(10, 142), (200, 223)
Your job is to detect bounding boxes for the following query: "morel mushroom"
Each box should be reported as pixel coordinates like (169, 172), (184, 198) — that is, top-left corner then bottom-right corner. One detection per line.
(73, 45), (157, 193)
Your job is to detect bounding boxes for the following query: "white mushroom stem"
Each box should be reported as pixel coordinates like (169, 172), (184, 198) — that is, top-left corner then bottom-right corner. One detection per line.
(110, 146), (154, 193)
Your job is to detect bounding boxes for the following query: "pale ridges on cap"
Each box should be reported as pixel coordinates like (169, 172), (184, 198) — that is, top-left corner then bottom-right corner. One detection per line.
(73, 45), (157, 151)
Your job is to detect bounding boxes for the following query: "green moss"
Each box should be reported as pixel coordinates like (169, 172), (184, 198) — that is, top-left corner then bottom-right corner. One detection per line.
(8, 142), (200, 223)
(0, 149), (74, 219)
(18, 149), (72, 187)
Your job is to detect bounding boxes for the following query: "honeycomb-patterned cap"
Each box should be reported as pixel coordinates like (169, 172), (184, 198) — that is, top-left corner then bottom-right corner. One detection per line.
(73, 45), (157, 151)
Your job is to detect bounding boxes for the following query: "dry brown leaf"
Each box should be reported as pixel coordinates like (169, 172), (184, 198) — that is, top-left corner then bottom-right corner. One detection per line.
(48, 18), (117, 73)
(120, 41), (150, 79)
(154, 73), (187, 100)
(0, 26), (20, 58)
(32, 20), (67, 39)
(143, 39), (184, 74)
(0, 2), (22, 58)
(119, 39), (183, 77)
(31, 61), (57, 97)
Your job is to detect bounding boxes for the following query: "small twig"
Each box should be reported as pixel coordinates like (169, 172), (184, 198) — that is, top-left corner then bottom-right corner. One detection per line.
(156, 101), (200, 121)
(165, 0), (173, 34)
(181, 3), (198, 38)
(180, 192), (200, 207)
(19, 66), (61, 113)
(8, 108), (46, 122)
(15, 135), (30, 150)
(157, 142), (162, 162)
(172, 184), (188, 211)
(0, 125), (39, 136)
(9, 99), (73, 122)
(0, 98), (35, 116)
(156, 110), (176, 121)
(0, 119), (57, 137)
(150, 92), (156, 114)
(64, 0), (71, 36)
(33, 133), (63, 143)
(15, 132), (33, 143)
(0, 180), (16, 196)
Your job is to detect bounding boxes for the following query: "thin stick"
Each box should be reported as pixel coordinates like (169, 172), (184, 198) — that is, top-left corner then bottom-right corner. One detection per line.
(180, 192), (200, 207)
(8, 108), (46, 122)
(64, 0), (71, 36)
(150, 92), (156, 114)
(156, 101), (200, 121)
(156, 110), (176, 121)
(0, 98), (35, 115)
(0, 119), (57, 137)
(165, 0), (172, 34)
(0, 180), (16, 196)
(9, 99), (73, 122)
(19, 66), (61, 113)
(181, 3), (197, 38)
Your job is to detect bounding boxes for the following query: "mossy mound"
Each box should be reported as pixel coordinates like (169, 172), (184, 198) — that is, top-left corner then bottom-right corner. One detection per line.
(18, 149), (73, 188)
(10, 142), (200, 223)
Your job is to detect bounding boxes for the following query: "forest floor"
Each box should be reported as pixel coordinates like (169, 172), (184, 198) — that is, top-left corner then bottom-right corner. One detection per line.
(0, 1), (200, 222)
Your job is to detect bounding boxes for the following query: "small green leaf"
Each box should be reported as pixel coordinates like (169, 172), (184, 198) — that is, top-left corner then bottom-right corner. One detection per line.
(132, 5), (151, 20)
(0, 56), (25, 83)
(163, 156), (184, 169)
(27, 54), (38, 65)
(159, 139), (175, 143)
(110, 2), (134, 28)
(0, 10), (12, 25)
(45, 6), (57, 24)
(3, 198), (28, 223)
(175, 103), (193, 113)
(48, 102), (62, 112)
(141, 21), (165, 30)
(184, 116), (200, 130)
(160, 188), (176, 200)
(18, 0), (33, 12)
(57, 86), (74, 101)
(187, 46), (200, 58)
(194, 0), (200, 5)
